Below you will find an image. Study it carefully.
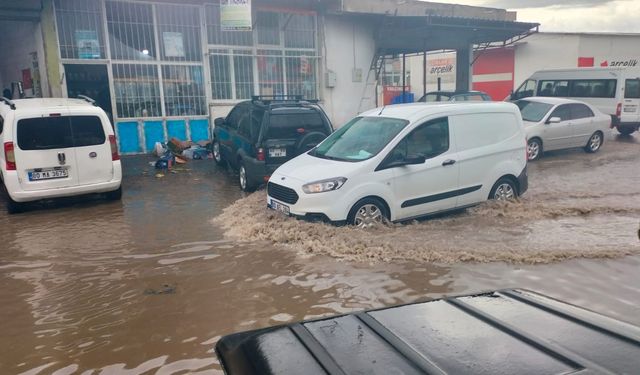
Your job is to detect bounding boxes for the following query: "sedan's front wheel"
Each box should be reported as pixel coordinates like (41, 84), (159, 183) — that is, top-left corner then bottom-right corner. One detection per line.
(527, 138), (542, 161)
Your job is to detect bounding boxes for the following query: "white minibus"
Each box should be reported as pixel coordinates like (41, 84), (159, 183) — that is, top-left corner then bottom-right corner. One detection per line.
(509, 67), (640, 135)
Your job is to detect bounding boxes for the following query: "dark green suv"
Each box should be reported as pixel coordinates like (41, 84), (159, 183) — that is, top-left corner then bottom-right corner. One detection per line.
(213, 96), (333, 191)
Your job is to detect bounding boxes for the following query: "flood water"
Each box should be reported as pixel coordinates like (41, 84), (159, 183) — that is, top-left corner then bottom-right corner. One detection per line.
(1, 131), (639, 374)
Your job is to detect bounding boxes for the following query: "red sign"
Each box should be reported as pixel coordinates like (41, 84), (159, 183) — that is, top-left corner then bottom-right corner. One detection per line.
(22, 69), (32, 90)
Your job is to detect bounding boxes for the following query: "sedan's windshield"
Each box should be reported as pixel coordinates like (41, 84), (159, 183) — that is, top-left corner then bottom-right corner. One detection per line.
(515, 100), (553, 122)
(310, 116), (409, 162)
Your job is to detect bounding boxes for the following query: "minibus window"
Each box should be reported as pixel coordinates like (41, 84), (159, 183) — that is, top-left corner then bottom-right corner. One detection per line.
(625, 79), (640, 99)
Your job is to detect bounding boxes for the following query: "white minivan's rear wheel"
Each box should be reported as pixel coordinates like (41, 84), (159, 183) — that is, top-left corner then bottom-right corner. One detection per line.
(489, 178), (518, 201)
(347, 197), (389, 228)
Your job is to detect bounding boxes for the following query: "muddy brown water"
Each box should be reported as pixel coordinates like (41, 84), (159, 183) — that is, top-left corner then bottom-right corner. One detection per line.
(1, 132), (639, 374)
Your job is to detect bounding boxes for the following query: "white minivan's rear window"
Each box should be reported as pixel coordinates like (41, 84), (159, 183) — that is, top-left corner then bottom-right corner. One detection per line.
(17, 116), (105, 150)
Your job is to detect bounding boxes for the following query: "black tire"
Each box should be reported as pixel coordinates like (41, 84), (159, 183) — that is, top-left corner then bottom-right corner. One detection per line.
(213, 140), (227, 168)
(347, 197), (389, 227)
(105, 186), (122, 201)
(584, 131), (603, 153)
(6, 197), (24, 214)
(238, 161), (257, 192)
(527, 138), (542, 161)
(616, 125), (635, 136)
(489, 177), (518, 201)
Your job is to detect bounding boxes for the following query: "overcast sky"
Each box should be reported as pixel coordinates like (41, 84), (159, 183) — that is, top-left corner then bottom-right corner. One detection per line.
(431, 0), (640, 33)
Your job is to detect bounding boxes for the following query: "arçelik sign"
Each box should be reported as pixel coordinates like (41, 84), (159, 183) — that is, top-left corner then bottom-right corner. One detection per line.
(600, 59), (638, 67)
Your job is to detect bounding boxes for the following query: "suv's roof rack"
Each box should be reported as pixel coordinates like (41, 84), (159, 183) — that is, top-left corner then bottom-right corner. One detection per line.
(251, 95), (319, 105)
(0, 96), (16, 110)
(78, 95), (98, 106)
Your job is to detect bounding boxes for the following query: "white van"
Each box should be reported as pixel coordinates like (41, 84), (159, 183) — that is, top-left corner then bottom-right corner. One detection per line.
(266, 102), (528, 227)
(0, 97), (122, 213)
(510, 67), (640, 135)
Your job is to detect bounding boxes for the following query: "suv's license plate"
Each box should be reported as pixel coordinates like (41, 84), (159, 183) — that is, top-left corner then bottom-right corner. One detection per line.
(29, 169), (68, 181)
(270, 199), (290, 215)
(269, 148), (286, 157)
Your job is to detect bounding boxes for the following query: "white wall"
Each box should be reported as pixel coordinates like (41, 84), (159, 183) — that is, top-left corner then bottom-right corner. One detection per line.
(513, 33), (580, 89)
(321, 15), (376, 127)
(0, 20), (41, 98)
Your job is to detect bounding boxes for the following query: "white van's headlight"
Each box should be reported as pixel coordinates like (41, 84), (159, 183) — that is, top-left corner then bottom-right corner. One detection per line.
(302, 177), (347, 194)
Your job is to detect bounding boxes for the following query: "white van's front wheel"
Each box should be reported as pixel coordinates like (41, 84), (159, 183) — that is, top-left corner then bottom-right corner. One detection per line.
(489, 178), (518, 201)
(348, 198), (389, 228)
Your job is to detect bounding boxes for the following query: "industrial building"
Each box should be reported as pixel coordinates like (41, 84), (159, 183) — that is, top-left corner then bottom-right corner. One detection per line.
(0, 0), (537, 154)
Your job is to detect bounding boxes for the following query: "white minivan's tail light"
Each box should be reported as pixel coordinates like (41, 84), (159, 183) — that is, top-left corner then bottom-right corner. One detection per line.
(109, 135), (120, 161)
(525, 137), (529, 161)
(4, 142), (16, 170)
(616, 103), (622, 118)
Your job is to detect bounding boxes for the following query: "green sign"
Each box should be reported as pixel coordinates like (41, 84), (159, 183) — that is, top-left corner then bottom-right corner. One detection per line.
(221, 0), (252, 31)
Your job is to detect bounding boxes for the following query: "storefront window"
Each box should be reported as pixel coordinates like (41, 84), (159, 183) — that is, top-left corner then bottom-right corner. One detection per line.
(284, 14), (315, 49)
(113, 64), (161, 118)
(162, 65), (206, 116)
(257, 50), (284, 97)
(55, 0), (106, 59)
(286, 51), (317, 99)
(156, 5), (202, 62)
(106, 1), (156, 61)
(205, 7), (318, 101)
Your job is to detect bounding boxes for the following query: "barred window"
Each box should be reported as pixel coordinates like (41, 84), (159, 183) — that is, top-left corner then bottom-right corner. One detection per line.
(156, 5), (203, 62)
(284, 14), (315, 49)
(106, 1), (156, 61)
(257, 50), (284, 97)
(256, 12), (280, 46)
(209, 50), (254, 100)
(55, 0), (106, 59)
(113, 64), (161, 118)
(286, 51), (317, 99)
(162, 65), (207, 116)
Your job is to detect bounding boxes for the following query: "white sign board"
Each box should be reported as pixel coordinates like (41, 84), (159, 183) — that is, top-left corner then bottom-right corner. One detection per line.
(221, 0), (252, 31)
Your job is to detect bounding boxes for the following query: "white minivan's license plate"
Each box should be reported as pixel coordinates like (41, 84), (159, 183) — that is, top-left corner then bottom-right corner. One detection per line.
(270, 200), (290, 215)
(29, 169), (68, 181)
(269, 148), (286, 157)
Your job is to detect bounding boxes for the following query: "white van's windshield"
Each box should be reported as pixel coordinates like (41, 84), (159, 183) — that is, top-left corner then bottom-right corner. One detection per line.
(515, 100), (553, 122)
(310, 116), (409, 162)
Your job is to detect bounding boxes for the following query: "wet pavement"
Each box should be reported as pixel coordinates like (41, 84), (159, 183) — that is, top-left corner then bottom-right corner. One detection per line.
(1, 131), (639, 374)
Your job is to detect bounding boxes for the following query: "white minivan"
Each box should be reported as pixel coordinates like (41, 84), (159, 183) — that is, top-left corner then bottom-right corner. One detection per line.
(266, 102), (528, 226)
(0, 97), (122, 213)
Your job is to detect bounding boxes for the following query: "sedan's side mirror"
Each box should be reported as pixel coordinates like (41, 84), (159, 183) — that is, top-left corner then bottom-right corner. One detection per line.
(214, 117), (225, 127)
(546, 117), (561, 124)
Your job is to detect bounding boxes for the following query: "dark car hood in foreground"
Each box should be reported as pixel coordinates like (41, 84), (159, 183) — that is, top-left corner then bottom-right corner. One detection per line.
(216, 288), (640, 374)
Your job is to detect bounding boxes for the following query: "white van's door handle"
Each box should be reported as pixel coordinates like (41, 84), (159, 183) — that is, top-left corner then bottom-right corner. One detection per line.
(442, 159), (456, 166)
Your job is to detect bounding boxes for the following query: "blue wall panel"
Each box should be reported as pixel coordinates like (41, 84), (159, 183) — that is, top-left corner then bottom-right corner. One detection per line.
(143, 121), (164, 152)
(116, 121), (141, 153)
(189, 119), (210, 142)
(167, 120), (187, 141)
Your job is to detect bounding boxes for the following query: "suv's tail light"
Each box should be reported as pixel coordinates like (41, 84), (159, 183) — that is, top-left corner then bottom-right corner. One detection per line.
(616, 103), (622, 118)
(4, 142), (16, 170)
(256, 147), (265, 161)
(109, 135), (120, 161)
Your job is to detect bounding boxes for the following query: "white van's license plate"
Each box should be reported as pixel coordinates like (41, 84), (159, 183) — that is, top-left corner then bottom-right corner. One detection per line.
(270, 200), (290, 214)
(269, 148), (286, 157)
(29, 169), (68, 181)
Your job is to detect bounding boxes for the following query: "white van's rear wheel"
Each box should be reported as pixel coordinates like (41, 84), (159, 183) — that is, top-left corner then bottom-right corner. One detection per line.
(489, 178), (518, 201)
(348, 197), (389, 228)
(105, 186), (122, 201)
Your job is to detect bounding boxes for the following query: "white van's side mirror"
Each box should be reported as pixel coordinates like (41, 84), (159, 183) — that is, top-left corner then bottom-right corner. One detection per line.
(546, 117), (561, 124)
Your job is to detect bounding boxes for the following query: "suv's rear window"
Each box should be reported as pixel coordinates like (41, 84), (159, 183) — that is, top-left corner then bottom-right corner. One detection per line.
(266, 110), (326, 139)
(17, 116), (105, 150)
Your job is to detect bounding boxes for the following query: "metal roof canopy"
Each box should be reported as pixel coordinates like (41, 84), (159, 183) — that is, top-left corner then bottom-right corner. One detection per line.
(354, 13), (539, 55)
